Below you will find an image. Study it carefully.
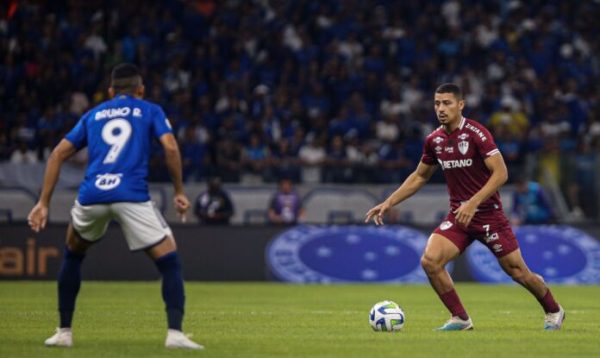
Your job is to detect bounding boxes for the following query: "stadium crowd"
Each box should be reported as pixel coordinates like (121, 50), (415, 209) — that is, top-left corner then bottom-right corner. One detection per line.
(1, 0), (599, 218)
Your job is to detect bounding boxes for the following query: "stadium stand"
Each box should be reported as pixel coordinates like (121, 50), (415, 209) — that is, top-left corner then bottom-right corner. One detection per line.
(302, 188), (378, 224)
(0, 187), (37, 222)
(225, 186), (275, 225)
(1, 0), (598, 220)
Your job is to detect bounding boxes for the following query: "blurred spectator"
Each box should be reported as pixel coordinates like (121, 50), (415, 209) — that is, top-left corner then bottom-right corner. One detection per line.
(494, 124), (524, 177)
(268, 178), (304, 225)
(375, 114), (400, 143)
(10, 141), (38, 164)
(488, 98), (529, 137)
(270, 138), (301, 182)
(536, 137), (562, 187)
(194, 177), (234, 225)
(511, 177), (555, 226)
(298, 136), (326, 183)
(324, 135), (350, 183)
(179, 125), (207, 182)
(0, 0), (598, 219)
(376, 139), (410, 183)
(240, 133), (270, 183)
(564, 140), (597, 220)
(214, 137), (241, 183)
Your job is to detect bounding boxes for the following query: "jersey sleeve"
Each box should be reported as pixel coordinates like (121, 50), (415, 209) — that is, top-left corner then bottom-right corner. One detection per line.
(64, 113), (89, 149)
(474, 125), (500, 158)
(420, 137), (437, 165)
(152, 105), (174, 139)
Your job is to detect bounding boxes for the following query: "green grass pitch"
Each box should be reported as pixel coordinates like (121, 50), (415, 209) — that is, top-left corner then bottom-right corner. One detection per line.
(1, 282), (599, 357)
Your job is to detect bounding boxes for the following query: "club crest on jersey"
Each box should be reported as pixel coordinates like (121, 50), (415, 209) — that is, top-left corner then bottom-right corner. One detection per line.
(458, 141), (469, 155)
(95, 173), (123, 191)
(433, 136), (444, 144)
(440, 221), (453, 230)
(458, 133), (469, 140)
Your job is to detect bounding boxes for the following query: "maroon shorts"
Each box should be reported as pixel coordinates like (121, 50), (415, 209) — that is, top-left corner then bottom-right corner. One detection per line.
(433, 210), (519, 258)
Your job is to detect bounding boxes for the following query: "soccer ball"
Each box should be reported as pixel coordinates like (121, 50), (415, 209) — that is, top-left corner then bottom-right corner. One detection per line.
(369, 300), (405, 332)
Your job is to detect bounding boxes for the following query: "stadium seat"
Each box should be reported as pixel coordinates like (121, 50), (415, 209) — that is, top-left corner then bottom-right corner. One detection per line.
(244, 209), (268, 225)
(48, 190), (78, 222)
(380, 186), (450, 224)
(0, 187), (37, 222)
(0, 209), (13, 222)
(303, 188), (378, 224)
(228, 187), (275, 225)
(327, 210), (354, 224)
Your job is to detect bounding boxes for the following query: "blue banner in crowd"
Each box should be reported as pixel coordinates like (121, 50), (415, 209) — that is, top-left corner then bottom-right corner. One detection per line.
(266, 225), (445, 283)
(467, 226), (600, 284)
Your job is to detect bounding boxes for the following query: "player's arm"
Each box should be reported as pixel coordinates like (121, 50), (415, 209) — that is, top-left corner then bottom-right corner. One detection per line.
(365, 161), (437, 225)
(28, 139), (78, 232)
(159, 133), (190, 222)
(454, 153), (508, 226)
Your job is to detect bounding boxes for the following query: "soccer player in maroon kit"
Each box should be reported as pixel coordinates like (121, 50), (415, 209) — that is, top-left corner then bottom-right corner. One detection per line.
(365, 83), (565, 331)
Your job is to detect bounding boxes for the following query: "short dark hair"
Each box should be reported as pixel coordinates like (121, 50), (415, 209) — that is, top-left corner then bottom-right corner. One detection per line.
(110, 63), (142, 93)
(435, 83), (463, 99)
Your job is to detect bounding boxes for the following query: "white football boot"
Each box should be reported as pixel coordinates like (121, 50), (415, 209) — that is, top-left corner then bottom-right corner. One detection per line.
(436, 316), (474, 331)
(165, 329), (204, 350)
(544, 306), (565, 330)
(44, 328), (73, 347)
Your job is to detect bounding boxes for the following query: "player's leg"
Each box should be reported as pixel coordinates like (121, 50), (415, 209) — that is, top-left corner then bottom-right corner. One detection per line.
(421, 233), (461, 294)
(497, 249), (564, 330)
(114, 202), (202, 349)
(421, 230), (473, 330)
(146, 237), (202, 349)
(145, 237), (185, 333)
(46, 202), (109, 347)
(58, 225), (93, 326)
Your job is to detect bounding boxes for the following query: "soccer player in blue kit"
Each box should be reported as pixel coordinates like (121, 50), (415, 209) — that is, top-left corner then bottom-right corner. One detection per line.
(27, 64), (203, 349)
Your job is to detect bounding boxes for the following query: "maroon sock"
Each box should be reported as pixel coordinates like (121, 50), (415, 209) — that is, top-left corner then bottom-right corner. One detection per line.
(439, 289), (469, 320)
(538, 289), (560, 313)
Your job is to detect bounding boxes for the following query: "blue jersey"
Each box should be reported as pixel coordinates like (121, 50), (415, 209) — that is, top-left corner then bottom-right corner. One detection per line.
(65, 94), (173, 205)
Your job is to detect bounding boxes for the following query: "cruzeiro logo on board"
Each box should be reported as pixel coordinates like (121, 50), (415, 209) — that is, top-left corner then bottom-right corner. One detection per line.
(266, 225), (444, 283)
(466, 226), (600, 284)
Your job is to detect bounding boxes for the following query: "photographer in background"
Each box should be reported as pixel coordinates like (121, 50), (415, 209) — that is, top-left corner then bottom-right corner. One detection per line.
(511, 176), (555, 226)
(194, 177), (234, 225)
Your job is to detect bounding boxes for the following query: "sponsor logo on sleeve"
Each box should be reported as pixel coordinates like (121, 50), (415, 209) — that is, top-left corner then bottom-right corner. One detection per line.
(465, 123), (487, 142)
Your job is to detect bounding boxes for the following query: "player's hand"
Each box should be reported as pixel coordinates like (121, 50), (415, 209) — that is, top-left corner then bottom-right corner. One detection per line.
(173, 193), (190, 223)
(28, 202), (49, 233)
(365, 201), (392, 225)
(453, 200), (477, 227)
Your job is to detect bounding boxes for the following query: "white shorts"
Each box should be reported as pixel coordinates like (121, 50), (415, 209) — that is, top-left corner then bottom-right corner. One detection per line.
(70, 200), (172, 251)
